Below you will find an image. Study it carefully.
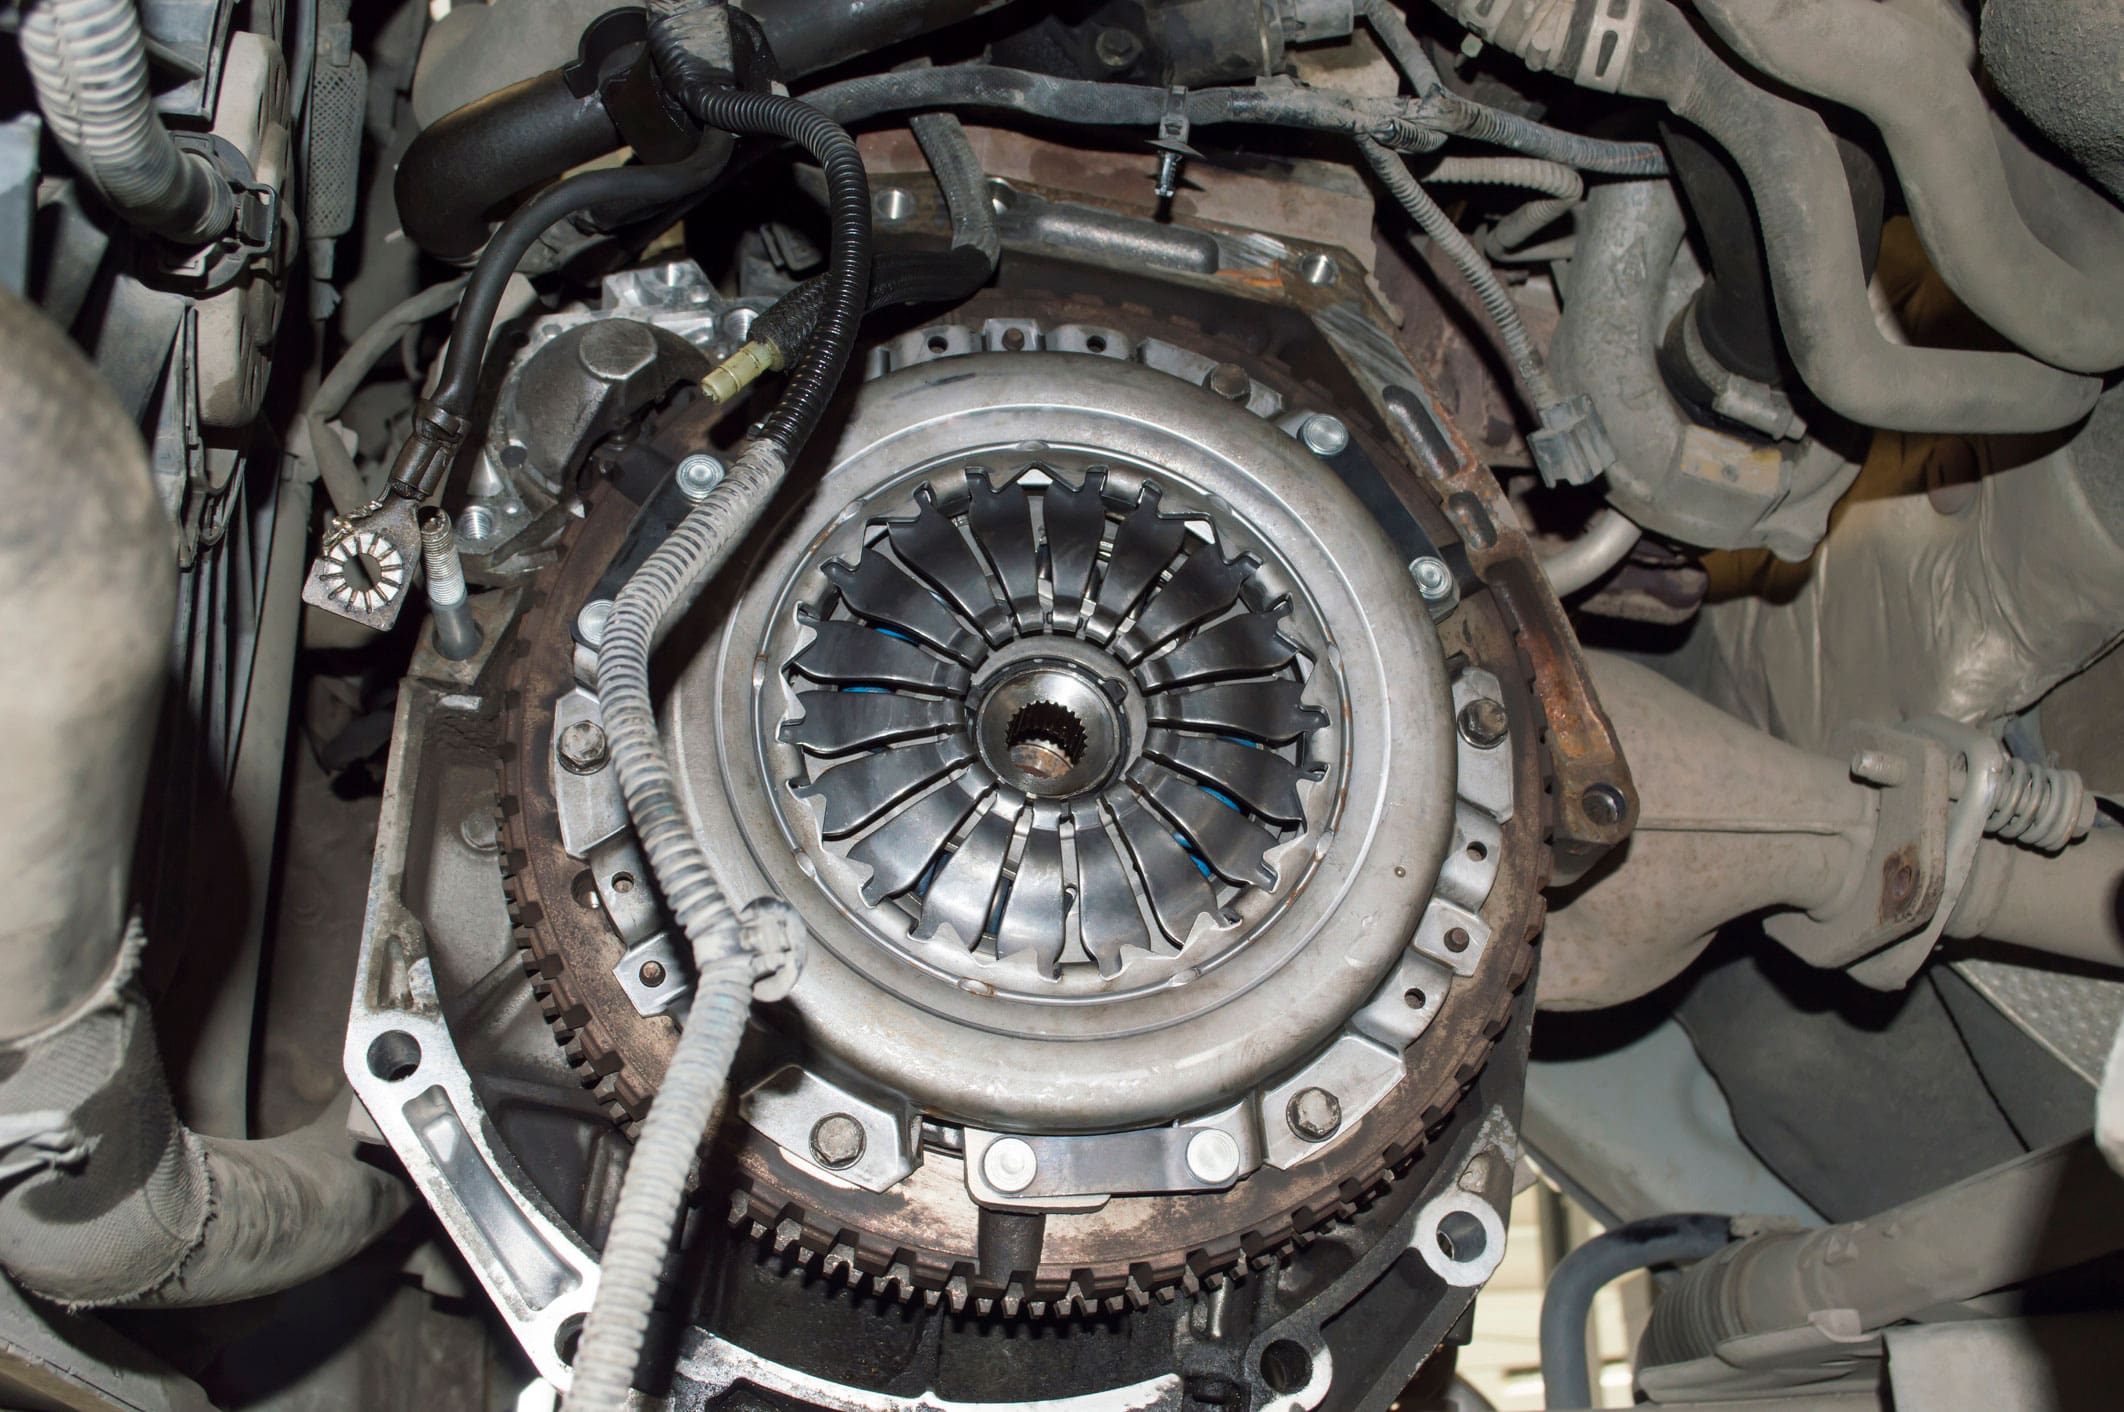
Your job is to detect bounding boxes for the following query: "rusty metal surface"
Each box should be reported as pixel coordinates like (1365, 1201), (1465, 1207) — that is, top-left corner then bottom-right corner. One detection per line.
(495, 289), (1554, 1313)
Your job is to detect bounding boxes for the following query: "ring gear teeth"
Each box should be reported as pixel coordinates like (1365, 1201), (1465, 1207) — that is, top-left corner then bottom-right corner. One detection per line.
(495, 299), (1547, 1314)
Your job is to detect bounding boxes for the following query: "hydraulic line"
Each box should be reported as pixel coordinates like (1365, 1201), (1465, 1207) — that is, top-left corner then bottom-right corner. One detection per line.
(1540, 506), (1641, 597)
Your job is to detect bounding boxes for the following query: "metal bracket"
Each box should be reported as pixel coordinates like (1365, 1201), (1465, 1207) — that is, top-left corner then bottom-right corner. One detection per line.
(301, 495), (424, 630)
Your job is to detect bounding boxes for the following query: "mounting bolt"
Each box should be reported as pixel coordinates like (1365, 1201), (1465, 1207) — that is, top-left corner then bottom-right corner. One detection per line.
(1094, 27), (1143, 69)
(419, 506), (483, 660)
(983, 1136), (1039, 1193)
(1580, 782), (1627, 828)
(1411, 556), (1455, 604)
(1299, 414), (1349, 457)
(1153, 148), (1186, 199)
(676, 453), (726, 503)
(1207, 362), (1252, 402)
(637, 959), (666, 988)
(1286, 1088), (1343, 1143)
(810, 1113), (867, 1170)
(1185, 1128), (1242, 1185)
(1457, 698), (1509, 750)
(557, 720), (609, 774)
(1850, 747), (1909, 787)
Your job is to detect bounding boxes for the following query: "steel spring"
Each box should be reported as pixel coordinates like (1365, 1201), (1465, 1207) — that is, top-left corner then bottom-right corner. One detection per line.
(1986, 757), (2093, 853)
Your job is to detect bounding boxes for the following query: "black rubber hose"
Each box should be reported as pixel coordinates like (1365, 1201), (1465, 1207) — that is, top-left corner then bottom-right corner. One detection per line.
(1539, 1214), (1732, 1410)
(751, 111), (995, 364)
(752, 246), (992, 362)
(655, 88), (871, 454)
(804, 64), (1667, 172)
(738, 0), (1014, 79)
(426, 137), (735, 418)
(393, 68), (624, 259)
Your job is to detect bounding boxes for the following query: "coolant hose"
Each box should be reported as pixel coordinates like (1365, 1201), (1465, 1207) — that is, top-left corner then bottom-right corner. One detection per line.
(0, 283), (408, 1308)
(562, 61), (871, 1409)
(1425, 0), (2102, 434)
(19, 0), (236, 243)
(394, 67), (627, 260)
(1540, 1214), (1732, 1409)
(1692, 0), (2124, 376)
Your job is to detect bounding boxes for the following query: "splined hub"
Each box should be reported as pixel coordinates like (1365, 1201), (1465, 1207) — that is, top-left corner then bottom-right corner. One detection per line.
(503, 327), (1542, 1312)
(672, 349), (1463, 1135)
(774, 465), (1331, 986)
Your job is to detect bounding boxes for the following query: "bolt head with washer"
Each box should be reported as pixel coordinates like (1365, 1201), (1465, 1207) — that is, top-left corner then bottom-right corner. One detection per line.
(557, 720), (609, 774)
(1286, 1087), (1343, 1142)
(983, 1136), (1039, 1193)
(1411, 556), (1454, 603)
(809, 1113), (867, 1170)
(1457, 698), (1509, 750)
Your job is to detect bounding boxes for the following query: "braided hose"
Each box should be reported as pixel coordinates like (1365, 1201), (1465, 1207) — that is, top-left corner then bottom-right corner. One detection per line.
(1360, 138), (1559, 407)
(1423, 154), (1584, 252)
(1986, 758), (2096, 854)
(18, 0), (235, 242)
(562, 50), (871, 1409)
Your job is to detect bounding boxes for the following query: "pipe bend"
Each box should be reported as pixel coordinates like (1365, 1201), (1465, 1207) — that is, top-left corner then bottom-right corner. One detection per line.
(395, 67), (624, 259)
(1541, 507), (1641, 597)
(1694, 0), (2124, 375)
(1626, 0), (2100, 433)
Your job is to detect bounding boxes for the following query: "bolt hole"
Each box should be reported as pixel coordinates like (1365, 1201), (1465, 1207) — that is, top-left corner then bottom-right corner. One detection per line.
(459, 505), (497, 541)
(366, 1030), (422, 1083)
(1436, 1209), (1488, 1263)
(1084, 334), (1108, 354)
(340, 551), (386, 594)
(1444, 926), (1471, 954)
(570, 871), (602, 911)
(1002, 327), (1027, 351)
(927, 334), (949, 354)
(554, 1315), (584, 1366)
(1298, 252), (1338, 286)
(1260, 1340), (1313, 1395)
(1404, 987), (1427, 1010)
(612, 872), (636, 895)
